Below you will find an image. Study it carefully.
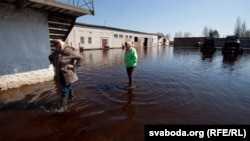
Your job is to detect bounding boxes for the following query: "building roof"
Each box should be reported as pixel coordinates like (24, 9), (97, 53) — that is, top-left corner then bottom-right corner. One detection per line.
(1, 0), (94, 17)
(75, 22), (158, 36)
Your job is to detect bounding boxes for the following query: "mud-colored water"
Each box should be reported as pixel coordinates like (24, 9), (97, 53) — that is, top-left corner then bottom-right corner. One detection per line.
(1, 47), (250, 141)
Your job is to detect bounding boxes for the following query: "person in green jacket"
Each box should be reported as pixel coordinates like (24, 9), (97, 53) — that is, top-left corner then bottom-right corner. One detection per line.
(124, 41), (138, 88)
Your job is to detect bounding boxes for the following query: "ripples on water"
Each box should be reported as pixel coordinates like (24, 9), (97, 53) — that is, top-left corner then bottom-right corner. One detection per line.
(1, 47), (250, 141)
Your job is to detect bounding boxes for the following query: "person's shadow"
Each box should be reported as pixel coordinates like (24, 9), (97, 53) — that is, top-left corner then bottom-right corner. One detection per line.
(123, 88), (137, 121)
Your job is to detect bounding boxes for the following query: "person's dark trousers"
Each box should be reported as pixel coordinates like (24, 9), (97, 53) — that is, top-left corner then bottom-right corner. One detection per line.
(60, 83), (72, 110)
(69, 89), (75, 100)
(61, 83), (72, 98)
(126, 66), (135, 86)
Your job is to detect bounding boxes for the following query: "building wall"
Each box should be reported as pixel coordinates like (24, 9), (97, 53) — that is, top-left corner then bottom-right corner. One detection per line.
(174, 37), (250, 48)
(240, 38), (250, 48)
(66, 23), (158, 50)
(0, 4), (53, 91)
(158, 37), (169, 46)
(174, 37), (204, 47)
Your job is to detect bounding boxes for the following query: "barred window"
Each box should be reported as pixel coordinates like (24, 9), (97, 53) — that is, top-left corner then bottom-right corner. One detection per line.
(80, 37), (84, 44)
(88, 37), (92, 44)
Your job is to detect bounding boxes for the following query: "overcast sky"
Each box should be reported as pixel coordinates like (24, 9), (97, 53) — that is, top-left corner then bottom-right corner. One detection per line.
(60, 0), (250, 40)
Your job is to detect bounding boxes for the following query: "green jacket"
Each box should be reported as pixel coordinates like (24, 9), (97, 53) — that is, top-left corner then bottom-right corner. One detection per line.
(124, 47), (138, 67)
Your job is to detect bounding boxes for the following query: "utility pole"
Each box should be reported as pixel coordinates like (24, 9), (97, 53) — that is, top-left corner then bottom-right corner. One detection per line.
(104, 21), (107, 26)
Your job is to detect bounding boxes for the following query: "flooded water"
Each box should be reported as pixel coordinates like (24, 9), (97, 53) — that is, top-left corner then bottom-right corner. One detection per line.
(1, 46), (250, 141)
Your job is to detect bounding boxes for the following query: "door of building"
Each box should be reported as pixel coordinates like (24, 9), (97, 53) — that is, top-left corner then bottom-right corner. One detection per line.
(102, 38), (109, 49)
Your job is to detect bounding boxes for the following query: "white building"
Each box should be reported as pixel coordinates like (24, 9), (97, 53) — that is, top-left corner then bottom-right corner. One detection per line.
(66, 23), (159, 50)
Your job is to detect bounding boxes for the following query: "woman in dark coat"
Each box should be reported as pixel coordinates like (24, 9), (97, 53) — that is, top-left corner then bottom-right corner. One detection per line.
(49, 39), (83, 112)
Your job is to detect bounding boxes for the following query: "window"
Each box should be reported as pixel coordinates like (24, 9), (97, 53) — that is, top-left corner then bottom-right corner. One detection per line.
(119, 34), (123, 38)
(114, 34), (118, 38)
(134, 37), (138, 42)
(80, 37), (84, 44)
(88, 37), (92, 44)
(129, 35), (132, 39)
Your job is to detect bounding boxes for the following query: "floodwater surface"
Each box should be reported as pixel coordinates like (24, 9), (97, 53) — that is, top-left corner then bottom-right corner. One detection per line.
(1, 46), (250, 141)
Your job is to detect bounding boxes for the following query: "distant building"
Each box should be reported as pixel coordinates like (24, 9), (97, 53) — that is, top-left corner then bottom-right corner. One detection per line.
(66, 23), (159, 50)
(158, 37), (169, 46)
(174, 37), (250, 48)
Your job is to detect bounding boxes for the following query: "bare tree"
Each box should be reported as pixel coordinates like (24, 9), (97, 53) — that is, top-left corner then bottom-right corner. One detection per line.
(234, 17), (242, 37)
(234, 17), (243, 37)
(174, 31), (192, 38)
(241, 22), (247, 37)
(202, 26), (220, 37)
(234, 17), (249, 37)
(165, 33), (171, 41)
(184, 32), (192, 37)
(209, 29), (220, 38)
(175, 31), (183, 38)
(202, 26), (209, 37)
(245, 30), (250, 38)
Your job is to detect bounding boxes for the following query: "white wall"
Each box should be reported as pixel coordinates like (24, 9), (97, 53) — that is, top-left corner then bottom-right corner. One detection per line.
(0, 4), (53, 91)
(67, 24), (158, 50)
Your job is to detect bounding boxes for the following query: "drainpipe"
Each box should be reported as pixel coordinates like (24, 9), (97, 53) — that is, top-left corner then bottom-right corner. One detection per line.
(74, 29), (76, 49)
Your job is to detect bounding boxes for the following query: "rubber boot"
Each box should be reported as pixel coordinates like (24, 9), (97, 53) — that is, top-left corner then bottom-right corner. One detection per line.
(58, 97), (68, 112)
(69, 89), (76, 100)
(128, 77), (135, 89)
(128, 76), (132, 87)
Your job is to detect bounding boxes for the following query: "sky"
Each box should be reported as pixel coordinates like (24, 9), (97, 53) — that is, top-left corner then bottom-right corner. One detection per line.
(64, 0), (250, 40)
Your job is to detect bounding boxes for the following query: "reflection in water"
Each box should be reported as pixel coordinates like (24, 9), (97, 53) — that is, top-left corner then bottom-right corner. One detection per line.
(1, 47), (250, 141)
(222, 53), (238, 64)
(102, 49), (109, 59)
(123, 88), (137, 121)
(201, 51), (215, 61)
(222, 53), (239, 71)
